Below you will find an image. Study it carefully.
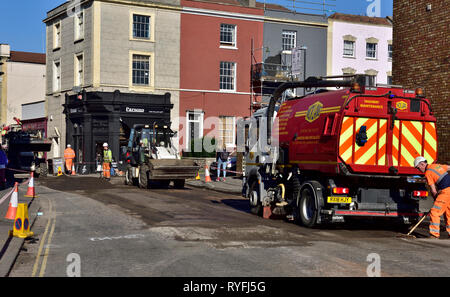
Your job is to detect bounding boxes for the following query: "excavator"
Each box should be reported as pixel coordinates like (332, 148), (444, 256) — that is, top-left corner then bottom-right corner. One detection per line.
(124, 123), (200, 189)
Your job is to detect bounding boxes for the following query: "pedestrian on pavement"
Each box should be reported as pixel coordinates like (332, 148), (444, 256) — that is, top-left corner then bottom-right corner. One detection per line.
(414, 156), (450, 239)
(102, 143), (113, 181)
(64, 144), (76, 175)
(0, 146), (8, 190)
(215, 146), (229, 182)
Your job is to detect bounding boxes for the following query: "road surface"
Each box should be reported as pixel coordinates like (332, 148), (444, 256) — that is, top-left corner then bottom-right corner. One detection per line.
(9, 175), (450, 278)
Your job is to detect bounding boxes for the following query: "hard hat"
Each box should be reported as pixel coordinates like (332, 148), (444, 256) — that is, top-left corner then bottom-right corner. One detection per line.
(414, 156), (427, 168)
(103, 142), (108, 147)
(67, 144), (71, 148)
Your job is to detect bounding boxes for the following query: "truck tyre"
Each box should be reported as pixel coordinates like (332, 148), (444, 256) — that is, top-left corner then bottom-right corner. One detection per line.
(173, 179), (185, 189)
(298, 185), (319, 228)
(249, 180), (262, 216)
(138, 165), (149, 189)
(35, 163), (48, 178)
(125, 167), (133, 186)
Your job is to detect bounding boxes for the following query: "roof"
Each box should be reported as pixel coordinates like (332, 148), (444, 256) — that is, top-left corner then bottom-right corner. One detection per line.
(184, 0), (292, 11)
(9, 51), (46, 64)
(255, 2), (291, 12)
(328, 13), (392, 26)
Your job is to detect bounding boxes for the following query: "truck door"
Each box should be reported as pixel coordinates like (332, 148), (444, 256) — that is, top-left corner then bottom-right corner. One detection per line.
(338, 93), (437, 174)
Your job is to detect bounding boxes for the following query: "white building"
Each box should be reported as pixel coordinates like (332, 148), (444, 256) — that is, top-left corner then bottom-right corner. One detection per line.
(0, 44), (46, 126)
(327, 13), (393, 85)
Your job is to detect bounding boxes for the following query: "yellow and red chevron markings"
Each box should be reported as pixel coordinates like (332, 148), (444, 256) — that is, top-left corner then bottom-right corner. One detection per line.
(340, 117), (437, 167)
(339, 117), (387, 166)
(393, 120), (437, 167)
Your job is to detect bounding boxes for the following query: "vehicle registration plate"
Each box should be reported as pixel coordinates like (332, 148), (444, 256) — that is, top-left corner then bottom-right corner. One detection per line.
(327, 196), (352, 204)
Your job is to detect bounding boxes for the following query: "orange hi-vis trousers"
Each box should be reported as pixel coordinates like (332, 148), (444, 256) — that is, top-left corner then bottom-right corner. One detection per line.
(429, 188), (450, 238)
(103, 162), (111, 179)
(65, 159), (73, 172)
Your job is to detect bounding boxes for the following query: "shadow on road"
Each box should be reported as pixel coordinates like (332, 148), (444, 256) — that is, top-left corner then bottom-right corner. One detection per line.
(218, 199), (251, 214)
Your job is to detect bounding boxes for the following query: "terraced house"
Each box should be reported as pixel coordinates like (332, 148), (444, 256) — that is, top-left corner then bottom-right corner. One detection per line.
(44, 0), (181, 172)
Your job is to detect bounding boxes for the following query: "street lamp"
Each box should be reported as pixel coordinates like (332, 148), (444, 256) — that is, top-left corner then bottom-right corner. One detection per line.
(299, 46), (307, 95)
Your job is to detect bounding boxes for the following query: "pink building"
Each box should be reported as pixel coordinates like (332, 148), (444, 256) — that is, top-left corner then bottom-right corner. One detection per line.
(327, 13), (393, 86)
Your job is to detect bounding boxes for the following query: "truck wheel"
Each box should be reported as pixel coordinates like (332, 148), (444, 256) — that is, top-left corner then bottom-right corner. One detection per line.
(173, 179), (185, 189)
(298, 186), (319, 228)
(125, 168), (133, 186)
(138, 165), (149, 189)
(35, 164), (48, 178)
(249, 181), (262, 216)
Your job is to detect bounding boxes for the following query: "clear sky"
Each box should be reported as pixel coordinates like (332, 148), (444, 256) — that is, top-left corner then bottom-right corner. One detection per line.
(0, 0), (393, 53)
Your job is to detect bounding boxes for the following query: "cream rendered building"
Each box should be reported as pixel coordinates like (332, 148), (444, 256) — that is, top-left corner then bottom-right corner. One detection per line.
(0, 44), (46, 126)
(44, 0), (181, 171)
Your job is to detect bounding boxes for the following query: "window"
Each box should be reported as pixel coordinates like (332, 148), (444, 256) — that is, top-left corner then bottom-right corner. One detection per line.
(220, 61), (236, 91)
(133, 14), (150, 39)
(388, 44), (393, 59)
(220, 24), (236, 47)
(53, 22), (61, 49)
(74, 53), (84, 86)
(132, 54), (150, 86)
(186, 111), (204, 151)
(366, 43), (377, 59)
(219, 116), (235, 147)
(74, 12), (84, 41)
(387, 76), (393, 85)
(282, 30), (296, 51)
(365, 75), (376, 87)
(53, 60), (61, 92)
(343, 40), (355, 57)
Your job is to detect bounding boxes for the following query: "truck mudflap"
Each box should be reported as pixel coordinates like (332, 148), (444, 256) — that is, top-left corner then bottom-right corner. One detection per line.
(330, 210), (426, 217)
(147, 159), (200, 180)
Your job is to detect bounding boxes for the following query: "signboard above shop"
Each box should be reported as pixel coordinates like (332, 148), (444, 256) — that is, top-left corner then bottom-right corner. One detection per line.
(121, 106), (165, 114)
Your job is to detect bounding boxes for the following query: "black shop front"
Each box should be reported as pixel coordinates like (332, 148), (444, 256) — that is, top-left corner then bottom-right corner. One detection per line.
(63, 90), (173, 174)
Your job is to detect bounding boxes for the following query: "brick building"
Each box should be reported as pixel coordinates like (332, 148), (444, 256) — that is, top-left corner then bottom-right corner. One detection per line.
(393, 1), (450, 163)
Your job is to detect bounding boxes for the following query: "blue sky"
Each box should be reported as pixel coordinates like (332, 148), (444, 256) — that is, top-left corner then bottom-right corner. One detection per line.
(0, 0), (393, 53)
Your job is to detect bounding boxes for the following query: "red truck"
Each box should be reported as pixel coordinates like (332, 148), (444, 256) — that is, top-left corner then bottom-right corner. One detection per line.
(242, 75), (436, 227)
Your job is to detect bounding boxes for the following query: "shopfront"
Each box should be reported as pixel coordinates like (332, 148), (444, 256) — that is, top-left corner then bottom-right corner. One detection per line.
(63, 90), (173, 173)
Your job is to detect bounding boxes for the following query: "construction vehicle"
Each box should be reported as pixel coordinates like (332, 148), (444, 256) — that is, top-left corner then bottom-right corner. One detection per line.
(124, 123), (200, 189)
(1, 118), (52, 177)
(241, 75), (435, 226)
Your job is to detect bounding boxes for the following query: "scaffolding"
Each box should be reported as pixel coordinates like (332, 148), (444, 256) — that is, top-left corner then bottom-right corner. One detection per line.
(250, 41), (296, 113)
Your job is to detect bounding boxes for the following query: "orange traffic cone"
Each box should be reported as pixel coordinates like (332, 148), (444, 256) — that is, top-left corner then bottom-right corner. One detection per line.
(71, 164), (76, 176)
(204, 164), (212, 183)
(24, 172), (38, 198)
(5, 182), (19, 220)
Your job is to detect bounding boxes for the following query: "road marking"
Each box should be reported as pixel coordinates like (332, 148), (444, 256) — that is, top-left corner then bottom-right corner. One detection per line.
(89, 234), (145, 242)
(31, 197), (57, 277)
(39, 215), (56, 277)
(31, 198), (52, 277)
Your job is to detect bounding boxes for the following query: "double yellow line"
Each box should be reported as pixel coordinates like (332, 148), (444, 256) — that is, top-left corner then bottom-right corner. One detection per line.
(32, 198), (56, 277)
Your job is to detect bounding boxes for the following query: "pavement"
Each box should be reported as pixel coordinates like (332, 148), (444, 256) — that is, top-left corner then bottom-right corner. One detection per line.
(185, 171), (243, 195)
(0, 174), (41, 277)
